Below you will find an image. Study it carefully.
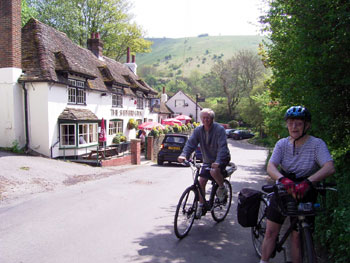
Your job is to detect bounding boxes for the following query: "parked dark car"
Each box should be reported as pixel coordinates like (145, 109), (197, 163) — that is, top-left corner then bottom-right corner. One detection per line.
(157, 134), (188, 165)
(225, 129), (236, 138)
(232, 130), (255, 140)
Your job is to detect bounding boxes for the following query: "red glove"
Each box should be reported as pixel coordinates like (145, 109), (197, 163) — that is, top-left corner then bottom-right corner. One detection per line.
(294, 179), (312, 199)
(278, 177), (295, 192)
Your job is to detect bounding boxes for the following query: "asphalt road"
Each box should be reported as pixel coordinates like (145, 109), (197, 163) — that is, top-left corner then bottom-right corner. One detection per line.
(0, 140), (284, 263)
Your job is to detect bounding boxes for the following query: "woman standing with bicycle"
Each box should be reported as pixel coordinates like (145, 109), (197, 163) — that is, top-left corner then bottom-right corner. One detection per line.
(260, 106), (335, 263)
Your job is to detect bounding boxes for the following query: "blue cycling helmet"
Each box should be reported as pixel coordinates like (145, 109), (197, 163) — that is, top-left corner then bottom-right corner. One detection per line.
(284, 106), (311, 122)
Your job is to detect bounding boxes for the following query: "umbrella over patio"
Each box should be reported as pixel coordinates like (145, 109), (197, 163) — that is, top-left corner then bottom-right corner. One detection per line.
(138, 121), (164, 130)
(162, 118), (182, 126)
(175, 114), (192, 121)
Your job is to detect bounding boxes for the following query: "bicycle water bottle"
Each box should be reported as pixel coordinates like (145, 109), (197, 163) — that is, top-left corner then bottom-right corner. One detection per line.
(298, 202), (313, 212)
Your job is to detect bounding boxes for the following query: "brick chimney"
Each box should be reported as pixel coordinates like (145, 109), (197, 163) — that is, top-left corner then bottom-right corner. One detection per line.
(0, 0), (22, 69)
(161, 86), (168, 103)
(124, 47), (137, 75)
(87, 32), (103, 58)
(0, 0), (25, 150)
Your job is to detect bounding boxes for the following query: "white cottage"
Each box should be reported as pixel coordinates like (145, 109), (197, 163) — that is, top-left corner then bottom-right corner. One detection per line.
(165, 90), (203, 122)
(0, 2), (158, 159)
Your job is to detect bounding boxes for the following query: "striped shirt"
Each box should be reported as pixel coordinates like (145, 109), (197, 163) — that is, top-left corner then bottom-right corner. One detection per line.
(269, 136), (333, 179)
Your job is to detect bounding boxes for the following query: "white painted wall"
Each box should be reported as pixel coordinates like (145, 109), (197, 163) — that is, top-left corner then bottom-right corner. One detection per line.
(166, 90), (202, 121)
(0, 68), (25, 148)
(24, 81), (158, 158)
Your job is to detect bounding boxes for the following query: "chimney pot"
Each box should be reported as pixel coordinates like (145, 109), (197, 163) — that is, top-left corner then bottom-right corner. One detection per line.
(87, 32), (103, 58)
(163, 86), (165, 94)
(126, 47), (130, 63)
(132, 55), (135, 63)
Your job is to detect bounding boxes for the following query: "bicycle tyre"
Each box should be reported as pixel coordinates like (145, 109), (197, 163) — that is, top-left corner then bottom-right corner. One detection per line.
(251, 196), (268, 258)
(174, 186), (198, 239)
(211, 179), (232, 222)
(300, 225), (317, 263)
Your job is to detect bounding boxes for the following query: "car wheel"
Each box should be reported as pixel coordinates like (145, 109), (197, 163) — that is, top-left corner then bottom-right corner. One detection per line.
(157, 158), (163, 165)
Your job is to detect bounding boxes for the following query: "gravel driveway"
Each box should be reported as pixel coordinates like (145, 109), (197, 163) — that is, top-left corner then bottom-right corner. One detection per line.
(0, 150), (146, 203)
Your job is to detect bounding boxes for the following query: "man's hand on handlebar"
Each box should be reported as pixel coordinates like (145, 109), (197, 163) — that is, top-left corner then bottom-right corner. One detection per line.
(177, 156), (186, 163)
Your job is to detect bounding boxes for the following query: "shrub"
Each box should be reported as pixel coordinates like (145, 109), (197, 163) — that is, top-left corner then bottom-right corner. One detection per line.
(149, 127), (160, 137)
(112, 133), (126, 144)
(193, 122), (200, 128)
(186, 123), (193, 131)
(173, 124), (182, 133)
(228, 120), (239, 128)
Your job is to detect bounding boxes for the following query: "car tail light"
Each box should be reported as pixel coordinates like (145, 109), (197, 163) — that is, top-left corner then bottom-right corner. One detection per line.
(160, 144), (164, 149)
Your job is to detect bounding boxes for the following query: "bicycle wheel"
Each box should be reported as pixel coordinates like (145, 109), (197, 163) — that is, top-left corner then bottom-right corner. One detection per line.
(211, 179), (232, 222)
(251, 196), (268, 258)
(174, 186), (198, 239)
(300, 225), (317, 263)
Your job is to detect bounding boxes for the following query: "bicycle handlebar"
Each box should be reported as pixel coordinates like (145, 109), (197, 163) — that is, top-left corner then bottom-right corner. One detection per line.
(262, 182), (337, 217)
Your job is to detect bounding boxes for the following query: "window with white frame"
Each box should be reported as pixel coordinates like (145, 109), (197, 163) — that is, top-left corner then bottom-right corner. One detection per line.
(145, 99), (150, 108)
(68, 78), (86, 105)
(60, 123), (98, 147)
(109, 120), (123, 135)
(60, 124), (76, 146)
(78, 123), (98, 145)
(68, 87), (76, 104)
(137, 97), (143, 109)
(175, 99), (185, 107)
(112, 94), (123, 107)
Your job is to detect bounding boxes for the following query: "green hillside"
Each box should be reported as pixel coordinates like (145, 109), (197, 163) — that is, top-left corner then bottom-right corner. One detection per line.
(136, 35), (266, 76)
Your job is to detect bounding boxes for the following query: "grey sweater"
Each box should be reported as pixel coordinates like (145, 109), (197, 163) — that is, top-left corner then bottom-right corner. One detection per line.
(180, 122), (230, 164)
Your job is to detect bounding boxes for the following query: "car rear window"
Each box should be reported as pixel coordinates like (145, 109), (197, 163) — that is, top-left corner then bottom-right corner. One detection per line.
(165, 136), (186, 143)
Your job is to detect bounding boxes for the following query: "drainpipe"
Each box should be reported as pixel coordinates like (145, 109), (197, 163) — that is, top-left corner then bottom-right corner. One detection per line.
(21, 82), (29, 151)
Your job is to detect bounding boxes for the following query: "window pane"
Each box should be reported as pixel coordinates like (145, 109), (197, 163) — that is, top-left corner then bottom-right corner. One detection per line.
(61, 124), (75, 146)
(68, 87), (76, 103)
(77, 89), (85, 104)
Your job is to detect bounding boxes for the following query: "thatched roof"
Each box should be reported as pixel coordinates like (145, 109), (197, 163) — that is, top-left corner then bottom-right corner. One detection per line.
(20, 19), (157, 96)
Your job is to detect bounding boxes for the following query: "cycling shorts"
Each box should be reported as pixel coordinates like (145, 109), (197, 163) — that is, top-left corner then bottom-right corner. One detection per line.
(199, 158), (230, 180)
(266, 189), (318, 230)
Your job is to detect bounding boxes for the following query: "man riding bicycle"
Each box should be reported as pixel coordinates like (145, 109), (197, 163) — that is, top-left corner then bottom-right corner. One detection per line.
(178, 108), (231, 219)
(260, 106), (335, 263)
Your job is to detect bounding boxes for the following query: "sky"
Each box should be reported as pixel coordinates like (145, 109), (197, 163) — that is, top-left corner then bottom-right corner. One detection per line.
(130, 0), (268, 38)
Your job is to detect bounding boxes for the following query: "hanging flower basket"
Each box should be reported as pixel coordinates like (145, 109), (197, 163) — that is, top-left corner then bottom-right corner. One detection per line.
(127, 118), (137, 130)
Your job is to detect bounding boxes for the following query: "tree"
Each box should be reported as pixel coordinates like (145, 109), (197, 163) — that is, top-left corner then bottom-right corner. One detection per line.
(21, 0), (37, 26)
(26, 0), (152, 61)
(261, 1), (350, 261)
(211, 50), (265, 119)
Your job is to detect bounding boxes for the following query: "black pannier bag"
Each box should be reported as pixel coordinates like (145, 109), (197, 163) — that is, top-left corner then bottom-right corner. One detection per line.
(237, 188), (262, 227)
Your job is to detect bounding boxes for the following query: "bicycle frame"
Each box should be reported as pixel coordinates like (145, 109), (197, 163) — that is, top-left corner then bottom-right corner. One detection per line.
(190, 163), (220, 213)
(174, 160), (235, 238)
(260, 183), (337, 262)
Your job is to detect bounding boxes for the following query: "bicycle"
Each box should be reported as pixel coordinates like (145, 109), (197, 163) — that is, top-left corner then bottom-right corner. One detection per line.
(251, 182), (337, 263)
(174, 160), (237, 239)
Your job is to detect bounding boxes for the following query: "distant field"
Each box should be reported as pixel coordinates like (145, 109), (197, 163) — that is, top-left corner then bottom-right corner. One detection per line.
(136, 35), (266, 76)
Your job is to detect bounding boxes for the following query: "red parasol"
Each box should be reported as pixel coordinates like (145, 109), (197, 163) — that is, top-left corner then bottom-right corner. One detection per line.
(99, 118), (107, 142)
(138, 121), (164, 130)
(162, 118), (182, 126)
(175, 115), (192, 121)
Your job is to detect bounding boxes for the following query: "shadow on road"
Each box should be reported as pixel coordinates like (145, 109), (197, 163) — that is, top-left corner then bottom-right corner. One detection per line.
(128, 178), (272, 263)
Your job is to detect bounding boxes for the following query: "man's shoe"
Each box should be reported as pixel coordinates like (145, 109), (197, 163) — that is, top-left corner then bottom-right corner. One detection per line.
(216, 186), (228, 202)
(196, 204), (203, 219)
